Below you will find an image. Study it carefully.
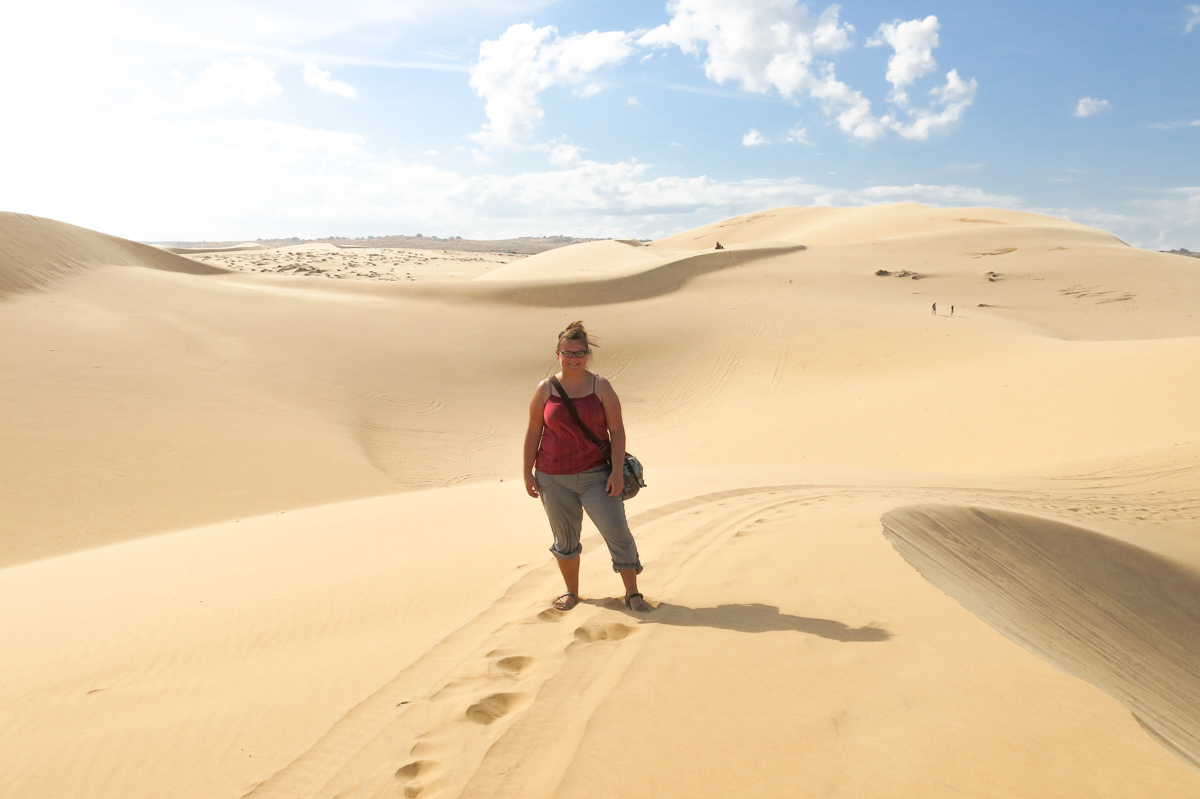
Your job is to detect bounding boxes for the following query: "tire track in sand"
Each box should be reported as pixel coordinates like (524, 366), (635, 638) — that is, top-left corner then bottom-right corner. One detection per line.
(241, 475), (1200, 798)
(239, 487), (814, 799)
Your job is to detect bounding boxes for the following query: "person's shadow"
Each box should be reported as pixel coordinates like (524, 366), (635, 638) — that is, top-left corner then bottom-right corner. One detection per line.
(587, 600), (892, 642)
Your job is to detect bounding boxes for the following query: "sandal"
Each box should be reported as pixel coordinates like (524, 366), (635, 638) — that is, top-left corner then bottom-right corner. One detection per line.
(625, 593), (651, 613)
(553, 592), (579, 611)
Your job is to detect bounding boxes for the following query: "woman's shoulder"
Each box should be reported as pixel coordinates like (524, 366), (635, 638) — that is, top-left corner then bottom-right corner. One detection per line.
(594, 374), (618, 398)
(533, 376), (554, 400)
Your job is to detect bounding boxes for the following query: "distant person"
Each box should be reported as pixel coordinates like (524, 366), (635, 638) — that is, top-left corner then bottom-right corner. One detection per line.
(714, 241), (724, 249)
(951, 305), (955, 316)
(932, 302), (937, 314)
(523, 321), (649, 613)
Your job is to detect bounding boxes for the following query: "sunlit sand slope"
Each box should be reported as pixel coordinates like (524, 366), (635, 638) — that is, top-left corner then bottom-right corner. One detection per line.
(4, 204), (1200, 798)
(0, 212), (226, 295)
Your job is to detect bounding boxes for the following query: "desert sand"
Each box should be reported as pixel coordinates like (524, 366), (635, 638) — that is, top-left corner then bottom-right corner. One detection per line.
(2, 203), (1199, 798)
(174, 242), (524, 282)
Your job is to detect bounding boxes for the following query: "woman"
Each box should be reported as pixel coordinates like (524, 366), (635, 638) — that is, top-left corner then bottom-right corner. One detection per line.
(523, 321), (650, 613)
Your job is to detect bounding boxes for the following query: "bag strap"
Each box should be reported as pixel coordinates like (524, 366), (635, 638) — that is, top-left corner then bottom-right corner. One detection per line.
(549, 376), (610, 459)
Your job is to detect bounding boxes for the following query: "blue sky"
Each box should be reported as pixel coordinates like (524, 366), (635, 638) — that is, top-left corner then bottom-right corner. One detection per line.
(1, 0), (1197, 247)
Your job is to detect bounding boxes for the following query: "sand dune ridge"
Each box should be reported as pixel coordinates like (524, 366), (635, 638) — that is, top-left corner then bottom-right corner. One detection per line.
(883, 505), (1200, 768)
(0, 212), (226, 296)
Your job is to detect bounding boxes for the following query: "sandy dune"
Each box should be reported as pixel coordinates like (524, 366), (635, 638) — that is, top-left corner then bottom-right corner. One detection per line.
(3, 204), (1200, 798)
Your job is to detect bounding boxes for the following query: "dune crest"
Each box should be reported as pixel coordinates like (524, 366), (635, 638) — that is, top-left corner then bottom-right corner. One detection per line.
(454, 241), (804, 305)
(649, 202), (1118, 249)
(0, 212), (226, 296)
(159, 242), (266, 254)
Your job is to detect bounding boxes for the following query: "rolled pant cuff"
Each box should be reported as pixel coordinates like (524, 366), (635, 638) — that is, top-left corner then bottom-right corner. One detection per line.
(612, 562), (643, 574)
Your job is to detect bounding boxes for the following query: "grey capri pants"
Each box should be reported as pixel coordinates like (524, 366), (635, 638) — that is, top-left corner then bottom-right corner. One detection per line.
(535, 465), (643, 573)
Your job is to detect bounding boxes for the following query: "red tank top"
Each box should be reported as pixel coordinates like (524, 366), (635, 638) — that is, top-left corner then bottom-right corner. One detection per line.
(536, 380), (610, 475)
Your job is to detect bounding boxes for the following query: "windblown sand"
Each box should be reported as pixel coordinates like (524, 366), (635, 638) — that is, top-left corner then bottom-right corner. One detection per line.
(3, 204), (1200, 798)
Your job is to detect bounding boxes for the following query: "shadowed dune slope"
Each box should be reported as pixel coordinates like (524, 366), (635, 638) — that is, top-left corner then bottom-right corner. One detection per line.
(0, 212), (226, 296)
(882, 505), (1200, 768)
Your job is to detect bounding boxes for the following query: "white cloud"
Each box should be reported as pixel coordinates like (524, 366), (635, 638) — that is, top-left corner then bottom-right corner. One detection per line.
(742, 129), (769, 145)
(1133, 187), (1200, 247)
(469, 24), (636, 148)
(537, 139), (584, 166)
(1035, 187), (1200, 249)
(808, 65), (886, 141)
(627, 96), (641, 106)
(884, 68), (978, 141)
(5, 97), (1190, 248)
(1149, 119), (1200, 130)
(641, 3), (975, 142)
(868, 16), (940, 104)
(185, 57), (281, 109)
(639, 0), (852, 96)
(1074, 97), (1112, 117)
(785, 126), (812, 144)
(303, 62), (358, 99)
(1186, 5), (1200, 33)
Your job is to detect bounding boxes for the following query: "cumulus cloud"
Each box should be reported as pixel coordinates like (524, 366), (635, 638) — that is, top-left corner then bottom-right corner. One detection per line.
(1074, 97), (1111, 117)
(184, 57), (281, 109)
(1187, 5), (1200, 33)
(303, 62), (358, 98)
(469, 23), (636, 148)
(537, 138), (584, 166)
(742, 129), (769, 145)
(884, 68), (977, 140)
(641, 2), (975, 142)
(639, 0), (852, 96)
(868, 16), (939, 104)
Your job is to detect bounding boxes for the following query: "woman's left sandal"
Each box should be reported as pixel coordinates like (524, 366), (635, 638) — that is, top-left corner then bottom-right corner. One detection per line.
(553, 592), (579, 611)
(625, 593), (651, 613)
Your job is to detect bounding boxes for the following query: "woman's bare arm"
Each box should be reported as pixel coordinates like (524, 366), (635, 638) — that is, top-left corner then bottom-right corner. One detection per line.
(596, 377), (626, 496)
(523, 380), (551, 497)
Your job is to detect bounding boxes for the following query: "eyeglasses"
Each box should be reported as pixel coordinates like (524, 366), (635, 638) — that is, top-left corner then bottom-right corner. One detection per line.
(558, 350), (589, 359)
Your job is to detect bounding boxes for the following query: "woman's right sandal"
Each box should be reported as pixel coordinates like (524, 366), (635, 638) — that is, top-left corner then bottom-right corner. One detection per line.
(625, 593), (651, 613)
(553, 592), (579, 611)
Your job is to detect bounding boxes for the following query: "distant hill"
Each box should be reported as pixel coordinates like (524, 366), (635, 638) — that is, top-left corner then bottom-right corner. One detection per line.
(1161, 248), (1200, 259)
(149, 234), (600, 255)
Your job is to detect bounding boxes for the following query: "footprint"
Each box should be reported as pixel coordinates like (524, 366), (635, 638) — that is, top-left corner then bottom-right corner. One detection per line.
(573, 622), (633, 644)
(465, 692), (526, 725)
(395, 760), (437, 797)
(536, 608), (564, 623)
(494, 656), (533, 676)
(395, 760), (433, 781)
